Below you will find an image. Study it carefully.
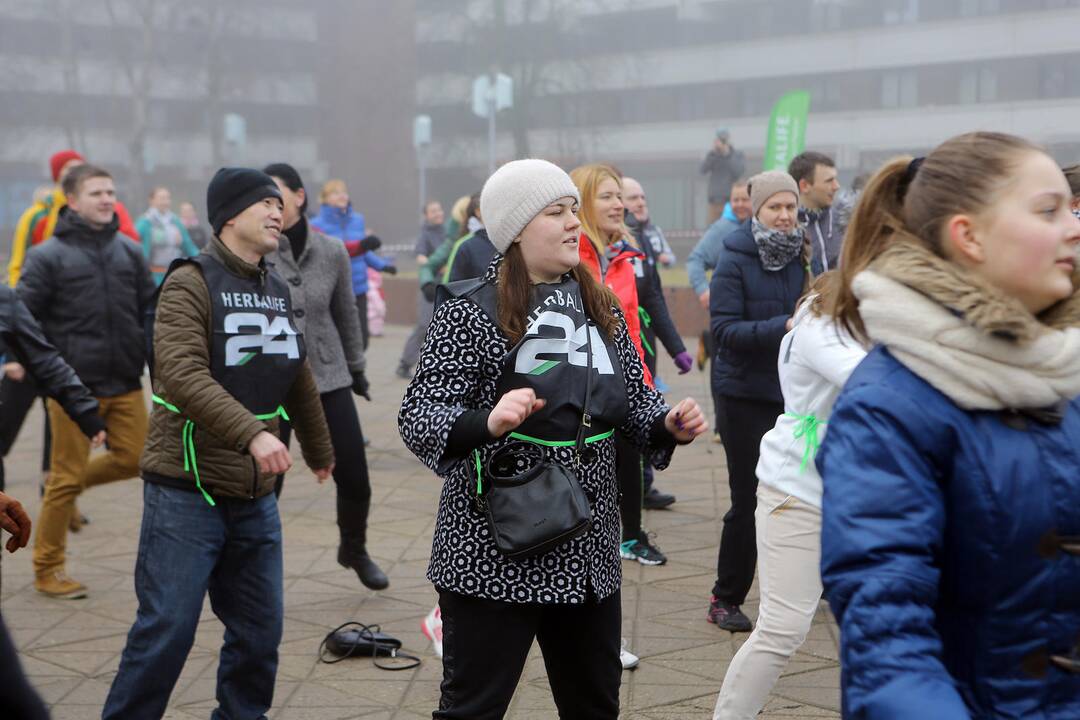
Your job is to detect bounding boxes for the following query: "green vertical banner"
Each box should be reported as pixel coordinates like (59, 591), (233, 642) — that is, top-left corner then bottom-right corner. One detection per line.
(764, 90), (811, 171)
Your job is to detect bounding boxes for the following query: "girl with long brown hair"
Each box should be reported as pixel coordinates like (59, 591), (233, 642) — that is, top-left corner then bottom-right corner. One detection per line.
(399, 159), (705, 719)
(819, 132), (1080, 717)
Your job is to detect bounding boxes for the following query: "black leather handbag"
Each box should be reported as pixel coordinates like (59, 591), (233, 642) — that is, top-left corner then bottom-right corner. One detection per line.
(474, 323), (598, 560)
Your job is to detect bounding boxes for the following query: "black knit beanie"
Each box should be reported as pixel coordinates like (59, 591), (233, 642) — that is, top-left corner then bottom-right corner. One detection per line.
(206, 167), (283, 235)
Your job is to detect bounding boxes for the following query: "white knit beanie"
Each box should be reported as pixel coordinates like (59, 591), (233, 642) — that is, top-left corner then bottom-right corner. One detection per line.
(479, 159), (580, 254)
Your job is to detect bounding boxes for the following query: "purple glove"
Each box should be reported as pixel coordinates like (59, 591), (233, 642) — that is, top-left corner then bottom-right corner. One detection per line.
(673, 351), (694, 375)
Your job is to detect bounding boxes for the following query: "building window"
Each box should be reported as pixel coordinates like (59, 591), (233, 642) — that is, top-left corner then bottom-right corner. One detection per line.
(1041, 61), (1068, 99)
(959, 0), (1001, 17)
(810, 0), (847, 32)
(882, 71), (918, 108)
(960, 67), (998, 103)
(883, 0), (920, 24)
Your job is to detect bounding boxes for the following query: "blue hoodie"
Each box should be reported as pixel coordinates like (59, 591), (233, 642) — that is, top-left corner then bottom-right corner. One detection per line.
(310, 204), (389, 295)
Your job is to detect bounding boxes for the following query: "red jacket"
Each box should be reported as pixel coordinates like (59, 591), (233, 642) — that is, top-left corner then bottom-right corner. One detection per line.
(578, 233), (653, 387)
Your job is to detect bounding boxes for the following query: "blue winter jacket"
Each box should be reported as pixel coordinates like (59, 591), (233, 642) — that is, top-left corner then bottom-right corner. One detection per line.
(708, 221), (806, 403)
(818, 347), (1080, 719)
(310, 204), (389, 295)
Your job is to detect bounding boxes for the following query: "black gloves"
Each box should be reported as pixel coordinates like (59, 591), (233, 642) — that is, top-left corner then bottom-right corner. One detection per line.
(421, 282), (437, 303)
(359, 235), (382, 252)
(382, 265), (398, 275)
(351, 371), (371, 400)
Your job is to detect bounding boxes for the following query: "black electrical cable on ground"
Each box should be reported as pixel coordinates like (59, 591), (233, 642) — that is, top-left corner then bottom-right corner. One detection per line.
(317, 621), (421, 671)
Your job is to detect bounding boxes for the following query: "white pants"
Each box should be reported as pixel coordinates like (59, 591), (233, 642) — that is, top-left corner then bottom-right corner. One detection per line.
(713, 483), (822, 719)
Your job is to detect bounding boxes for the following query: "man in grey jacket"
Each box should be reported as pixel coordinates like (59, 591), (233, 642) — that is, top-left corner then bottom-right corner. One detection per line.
(263, 162), (387, 590)
(700, 129), (746, 224)
(788, 151), (841, 274)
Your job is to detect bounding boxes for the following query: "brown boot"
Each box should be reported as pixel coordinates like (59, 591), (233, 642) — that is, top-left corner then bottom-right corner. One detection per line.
(35, 570), (88, 599)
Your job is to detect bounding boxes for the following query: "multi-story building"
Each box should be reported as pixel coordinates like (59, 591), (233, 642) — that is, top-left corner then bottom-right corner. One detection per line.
(415, 0), (1080, 233)
(0, 0), (417, 261)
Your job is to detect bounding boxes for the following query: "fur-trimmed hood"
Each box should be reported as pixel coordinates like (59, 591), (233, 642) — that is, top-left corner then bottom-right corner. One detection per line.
(868, 238), (1080, 341)
(852, 237), (1080, 411)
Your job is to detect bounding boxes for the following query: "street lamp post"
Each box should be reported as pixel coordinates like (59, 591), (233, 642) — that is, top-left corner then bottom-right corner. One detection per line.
(413, 114), (432, 214)
(472, 73), (513, 175)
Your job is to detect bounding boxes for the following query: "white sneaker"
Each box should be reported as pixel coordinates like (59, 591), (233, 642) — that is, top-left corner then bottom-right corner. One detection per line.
(620, 640), (639, 670)
(421, 605), (443, 659)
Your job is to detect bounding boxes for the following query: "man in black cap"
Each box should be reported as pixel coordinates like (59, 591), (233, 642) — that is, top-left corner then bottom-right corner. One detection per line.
(103, 168), (335, 720)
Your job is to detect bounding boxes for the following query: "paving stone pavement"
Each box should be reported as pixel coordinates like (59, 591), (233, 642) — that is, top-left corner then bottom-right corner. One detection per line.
(1, 324), (840, 719)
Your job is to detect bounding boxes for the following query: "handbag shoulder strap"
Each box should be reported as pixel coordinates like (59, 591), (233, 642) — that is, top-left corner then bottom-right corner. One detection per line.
(575, 320), (594, 461)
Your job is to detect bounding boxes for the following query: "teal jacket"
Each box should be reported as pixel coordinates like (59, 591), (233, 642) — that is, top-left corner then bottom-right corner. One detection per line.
(136, 211), (198, 285)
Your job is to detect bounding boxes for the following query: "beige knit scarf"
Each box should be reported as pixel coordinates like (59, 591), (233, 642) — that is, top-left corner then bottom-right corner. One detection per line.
(852, 238), (1080, 411)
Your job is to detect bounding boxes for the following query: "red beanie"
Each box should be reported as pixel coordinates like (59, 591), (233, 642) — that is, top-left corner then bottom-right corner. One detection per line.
(49, 150), (85, 182)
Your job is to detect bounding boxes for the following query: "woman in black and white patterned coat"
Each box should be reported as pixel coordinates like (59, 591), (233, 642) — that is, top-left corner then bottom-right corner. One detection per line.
(399, 159), (706, 720)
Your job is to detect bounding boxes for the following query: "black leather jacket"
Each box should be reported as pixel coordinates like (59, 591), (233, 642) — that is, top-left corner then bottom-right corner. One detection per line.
(16, 209), (155, 398)
(0, 286), (104, 438)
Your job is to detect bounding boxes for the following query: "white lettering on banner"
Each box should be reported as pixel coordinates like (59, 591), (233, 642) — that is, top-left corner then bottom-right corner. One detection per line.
(223, 312), (300, 366)
(515, 311), (614, 375)
(774, 116), (791, 165)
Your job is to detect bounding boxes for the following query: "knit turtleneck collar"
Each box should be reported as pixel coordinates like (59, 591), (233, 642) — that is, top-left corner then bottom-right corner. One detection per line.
(284, 216), (308, 260)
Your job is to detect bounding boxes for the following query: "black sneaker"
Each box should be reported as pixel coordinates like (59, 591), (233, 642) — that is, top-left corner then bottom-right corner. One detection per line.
(706, 596), (752, 632)
(620, 533), (667, 566)
(395, 362), (412, 379)
(643, 487), (676, 510)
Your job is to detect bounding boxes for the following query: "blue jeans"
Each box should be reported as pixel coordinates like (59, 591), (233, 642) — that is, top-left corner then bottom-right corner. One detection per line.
(103, 482), (284, 720)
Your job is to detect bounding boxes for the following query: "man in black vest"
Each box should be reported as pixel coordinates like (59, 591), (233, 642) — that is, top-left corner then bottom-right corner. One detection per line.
(104, 168), (334, 720)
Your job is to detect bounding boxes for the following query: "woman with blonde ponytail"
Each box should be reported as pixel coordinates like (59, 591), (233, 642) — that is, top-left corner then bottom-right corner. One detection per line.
(818, 132), (1080, 718)
(571, 163), (668, 570)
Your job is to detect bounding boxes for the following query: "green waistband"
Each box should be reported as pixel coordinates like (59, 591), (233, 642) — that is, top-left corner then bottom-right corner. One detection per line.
(507, 429), (614, 447)
(152, 394), (290, 506)
(472, 429), (614, 495)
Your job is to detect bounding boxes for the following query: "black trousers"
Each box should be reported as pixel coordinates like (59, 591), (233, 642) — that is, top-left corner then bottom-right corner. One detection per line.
(354, 293), (370, 350)
(0, 612), (49, 720)
(434, 588), (621, 720)
(615, 432), (643, 541)
(712, 395), (783, 604)
(0, 375), (50, 492)
(642, 325), (658, 495)
(275, 387), (370, 507)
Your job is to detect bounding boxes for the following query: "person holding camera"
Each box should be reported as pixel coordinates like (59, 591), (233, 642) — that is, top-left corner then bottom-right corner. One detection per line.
(399, 159), (706, 719)
(701, 129), (746, 225)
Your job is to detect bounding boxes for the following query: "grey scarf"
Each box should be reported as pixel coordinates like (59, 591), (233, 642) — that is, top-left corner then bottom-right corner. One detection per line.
(751, 218), (805, 271)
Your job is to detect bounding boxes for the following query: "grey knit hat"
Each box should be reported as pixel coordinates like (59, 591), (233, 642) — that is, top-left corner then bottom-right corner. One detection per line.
(749, 170), (800, 218)
(479, 159), (580, 254)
